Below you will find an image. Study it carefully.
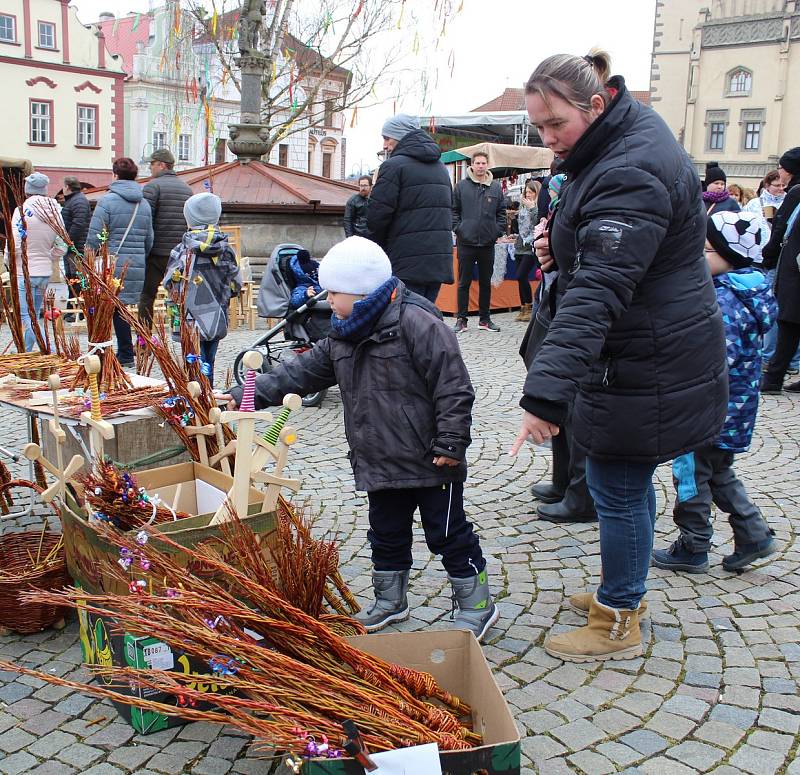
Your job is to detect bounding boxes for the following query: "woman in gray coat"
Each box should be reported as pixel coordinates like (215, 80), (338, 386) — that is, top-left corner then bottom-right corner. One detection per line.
(87, 157), (153, 366)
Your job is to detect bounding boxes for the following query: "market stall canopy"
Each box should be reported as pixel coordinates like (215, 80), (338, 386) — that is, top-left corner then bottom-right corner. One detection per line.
(442, 143), (554, 173)
(84, 160), (357, 214)
(0, 157), (34, 177)
(422, 111), (541, 146)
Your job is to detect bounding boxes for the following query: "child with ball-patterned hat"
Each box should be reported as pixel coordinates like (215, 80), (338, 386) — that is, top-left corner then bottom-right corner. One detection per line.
(653, 209), (778, 574)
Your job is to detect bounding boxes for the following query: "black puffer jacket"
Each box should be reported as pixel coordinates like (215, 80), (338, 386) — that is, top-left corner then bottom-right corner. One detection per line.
(762, 176), (800, 324)
(142, 170), (193, 257)
(367, 129), (454, 284)
(521, 78), (727, 463)
(61, 190), (91, 253)
(229, 284), (473, 491)
(453, 170), (506, 246)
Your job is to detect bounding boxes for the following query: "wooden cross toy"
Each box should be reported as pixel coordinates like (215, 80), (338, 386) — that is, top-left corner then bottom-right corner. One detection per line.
(207, 406), (234, 475)
(184, 382), (217, 467)
(22, 374), (84, 503)
(210, 351), (273, 524)
(79, 354), (115, 462)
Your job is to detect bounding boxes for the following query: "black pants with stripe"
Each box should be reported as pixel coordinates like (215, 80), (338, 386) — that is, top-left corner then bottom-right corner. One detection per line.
(367, 483), (486, 578)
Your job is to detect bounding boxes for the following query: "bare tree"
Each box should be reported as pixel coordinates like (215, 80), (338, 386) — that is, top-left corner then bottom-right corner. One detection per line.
(188, 0), (412, 153)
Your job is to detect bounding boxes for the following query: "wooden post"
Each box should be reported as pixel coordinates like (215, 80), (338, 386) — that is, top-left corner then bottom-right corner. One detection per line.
(184, 381), (216, 467)
(208, 406), (233, 475)
(79, 354), (114, 461)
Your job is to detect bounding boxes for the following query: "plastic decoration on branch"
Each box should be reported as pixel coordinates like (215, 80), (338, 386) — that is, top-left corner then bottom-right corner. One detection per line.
(1, 511), (478, 757)
(71, 248), (133, 393)
(77, 458), (189, 530)
(160, 395), (196, 428)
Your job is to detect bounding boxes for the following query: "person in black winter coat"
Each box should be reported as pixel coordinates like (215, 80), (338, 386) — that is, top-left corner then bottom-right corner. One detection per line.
(224, 236), (498, 642)
(366, 114), (454, 304)
(452, 152), (506, 332)
(60, 176), (91, 312)
(511, 50), (727, 663)
(139, 147), (193, 328)
(702, 163), (740, 215)
(343, 176), (371, 238)
(760, 147), (800, 393)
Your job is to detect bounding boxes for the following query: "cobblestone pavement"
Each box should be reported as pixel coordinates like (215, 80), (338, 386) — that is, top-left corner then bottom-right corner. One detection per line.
(1, 312), (799, 775)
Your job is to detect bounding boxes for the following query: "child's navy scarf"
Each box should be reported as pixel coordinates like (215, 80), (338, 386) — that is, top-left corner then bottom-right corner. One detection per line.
(330, 277), (400, 341)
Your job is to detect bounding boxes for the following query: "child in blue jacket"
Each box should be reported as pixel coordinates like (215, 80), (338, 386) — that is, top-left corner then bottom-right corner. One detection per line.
(654, 211), (777, 573)
(288, 249), (322, 309)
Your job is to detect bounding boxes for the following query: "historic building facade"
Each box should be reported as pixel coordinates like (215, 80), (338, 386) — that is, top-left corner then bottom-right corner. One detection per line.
(650, 0), (800, 185)
(0, 0), (125, 191)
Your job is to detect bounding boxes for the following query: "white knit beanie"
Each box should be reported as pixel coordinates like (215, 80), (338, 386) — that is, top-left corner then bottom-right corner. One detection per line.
(318, 236), (392, 295)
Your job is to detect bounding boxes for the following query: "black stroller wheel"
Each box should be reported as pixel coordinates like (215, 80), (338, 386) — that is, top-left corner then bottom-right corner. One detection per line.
(301, 389), (327, 408)
(233, 348), (272, 386)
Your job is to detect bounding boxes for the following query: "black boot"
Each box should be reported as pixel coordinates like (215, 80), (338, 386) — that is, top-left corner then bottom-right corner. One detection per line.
(531, 483), (564, 503)
(537, 498), (598, 523)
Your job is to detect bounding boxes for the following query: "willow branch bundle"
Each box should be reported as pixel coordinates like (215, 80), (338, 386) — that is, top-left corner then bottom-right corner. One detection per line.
(12, 515), (477, 752)
(0, 173), (37, 353)
(71, 249), (132, 393)
(44, 290), (80, 360)
(76, 458), (189, 529)
(79, 263), (233, 460)
(57, 385), (169, 419)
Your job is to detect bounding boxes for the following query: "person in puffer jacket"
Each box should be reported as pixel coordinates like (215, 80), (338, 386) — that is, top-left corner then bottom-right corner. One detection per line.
(163, 193), (241, 388)
(654, 211), (777, 575)
(5, 172), (67, 351)
(224, 236), (499, 643)
(288, 249), (322, 309)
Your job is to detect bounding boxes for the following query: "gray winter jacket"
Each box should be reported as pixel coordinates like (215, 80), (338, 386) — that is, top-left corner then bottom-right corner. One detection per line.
(142, 170), (193, 257)
(229, 283), (474, 491)
(87, 180), (153, 304)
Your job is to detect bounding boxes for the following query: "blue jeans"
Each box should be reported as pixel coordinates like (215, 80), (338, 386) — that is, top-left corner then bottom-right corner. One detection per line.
(17, 276), (49, 352)
(762, 269), (800, 368)
(200, 338), (220, 388)
(586, 457), (657, 610)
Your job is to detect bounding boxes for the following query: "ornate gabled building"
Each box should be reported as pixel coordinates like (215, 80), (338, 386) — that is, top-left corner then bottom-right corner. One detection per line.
(0, 0), (126, 192)
(650, 0), (800, 185)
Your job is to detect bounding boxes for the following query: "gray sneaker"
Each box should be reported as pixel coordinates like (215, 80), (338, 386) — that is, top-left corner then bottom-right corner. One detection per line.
(354, 570), (410, 632)
(447, 569), (499, 643)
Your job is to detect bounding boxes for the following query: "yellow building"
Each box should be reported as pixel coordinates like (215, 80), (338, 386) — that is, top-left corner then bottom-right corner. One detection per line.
(650, 0), (800, 186)
(0, 0), (125, 192)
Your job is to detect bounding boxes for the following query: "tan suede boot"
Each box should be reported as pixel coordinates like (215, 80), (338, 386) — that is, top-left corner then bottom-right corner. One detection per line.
(545, 594), (642, 663)
(568, 591), (648, 619)
(514, 303), (532, 322)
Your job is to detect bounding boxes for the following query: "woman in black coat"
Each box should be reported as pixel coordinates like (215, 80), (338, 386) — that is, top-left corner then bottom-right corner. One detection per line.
(510, 49), (727, 662)
(761, 147), (800, 393)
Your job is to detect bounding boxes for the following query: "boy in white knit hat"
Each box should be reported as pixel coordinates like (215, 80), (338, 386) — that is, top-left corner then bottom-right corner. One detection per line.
(225, 236), (498, 642)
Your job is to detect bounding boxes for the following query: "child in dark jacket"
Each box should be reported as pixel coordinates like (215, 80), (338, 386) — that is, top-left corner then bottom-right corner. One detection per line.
(288, 249), (322, 309)
(654, 211), (777, 573)
(225, 236), (498, 641)
(163, 193), (242, 387)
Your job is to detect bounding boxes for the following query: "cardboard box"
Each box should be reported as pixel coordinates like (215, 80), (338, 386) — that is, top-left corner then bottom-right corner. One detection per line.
(62, 461), (277, 597)
(300, 630), (520, 775)
(76, 586), (234, 734)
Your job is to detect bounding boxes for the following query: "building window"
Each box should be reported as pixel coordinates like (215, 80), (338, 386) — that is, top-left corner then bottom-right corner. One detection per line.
(708, 122), (725, 151)
(214, 138), (226, 164)
(727, 68), (752, 96)
(37, 21), (55, 49)
(743, 122), (761, 151)
(77, 105), (97, 147)
(322, 152), (332, 179)
(278, 143), (288, 166)
(152, 131), (167, 150)
(0, 14), (16, 42)
(177, 133), (191, 162)
(30, 100), (52, 144)
(307, 149), (313, 173)
(324, 99), (334, 127)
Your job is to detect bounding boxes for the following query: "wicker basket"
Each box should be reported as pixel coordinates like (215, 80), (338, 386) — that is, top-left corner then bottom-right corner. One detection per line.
(0, 481), (70, 634)
(12, 364), (58, 382)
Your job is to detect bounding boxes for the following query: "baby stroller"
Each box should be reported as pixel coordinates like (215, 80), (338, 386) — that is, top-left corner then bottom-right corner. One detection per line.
(233, 243), (332, 407)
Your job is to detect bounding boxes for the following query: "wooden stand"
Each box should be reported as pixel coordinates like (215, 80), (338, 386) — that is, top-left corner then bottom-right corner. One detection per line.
(78, 355), (115, 461)
(183, 382), (216, 467)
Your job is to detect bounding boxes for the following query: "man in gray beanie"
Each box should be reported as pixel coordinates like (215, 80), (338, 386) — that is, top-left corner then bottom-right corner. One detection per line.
(366, 113), (454, 303)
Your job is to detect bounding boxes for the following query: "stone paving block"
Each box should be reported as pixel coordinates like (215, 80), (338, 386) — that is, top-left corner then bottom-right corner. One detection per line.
(521, 734), (568, 761)
(53, 693), (96, 716)
(666, 741), (725, 770)
(146, 753), (192, 774)
(729, 744), (786, 775)
(592, 708), (641, 736)
(28, 729), (79, 758)
(550, 718), (605, 751)
(709, 703), (758, 729)
(176, 721), (222, 743)
(4, 697), (49, 719)
(0, 751), (39, 775)
(660, 694), (711, 721)
(57, 742), (105, 768)
(645, 710), (696, 740)
(758, 707), (800, 734)
(639, 757), (700, 775)
(693, 720), (747, 748)
(567, 750), (615, 775)
(27, 764), (78, 775)
(747, 729), (794, 754)
(84, 723), (136, 749)
(517, 709), (562, 734)
(0, 726), (36, 753)
(81, 766), (125, 775)
(0, 682), (34, 704)
(21, 709), (69, 736)
(546, 664), (590, 691)
(619, 730), (669, 757)
(191, 757), (233, 775)
(207, 736), (248, 760)
(107, 744), (160, 770)
(595, 741), (642, 767)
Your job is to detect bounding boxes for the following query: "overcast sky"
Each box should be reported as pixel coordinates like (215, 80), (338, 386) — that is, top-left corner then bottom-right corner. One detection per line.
(68, 0), (656, 173)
